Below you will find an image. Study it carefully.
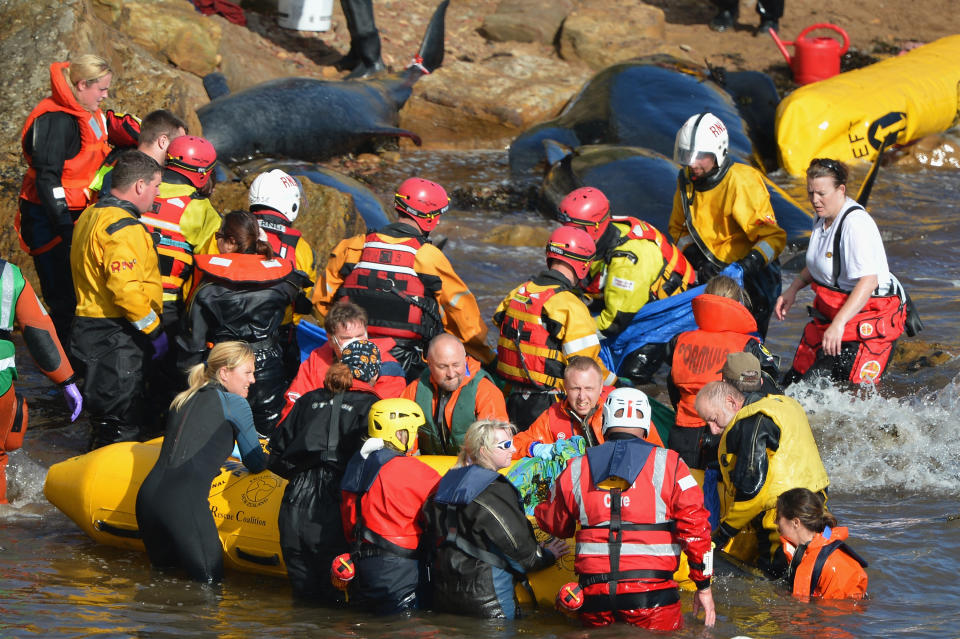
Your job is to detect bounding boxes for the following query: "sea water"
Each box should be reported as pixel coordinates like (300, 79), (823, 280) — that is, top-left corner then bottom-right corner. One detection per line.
(1, 151), (958, 638)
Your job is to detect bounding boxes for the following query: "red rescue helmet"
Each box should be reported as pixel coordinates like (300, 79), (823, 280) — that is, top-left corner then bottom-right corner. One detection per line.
(557, 187), (611, 242)
(395, 177), (449, 233)
(546, 226), (596, 280)
(166, 135), (217, 189)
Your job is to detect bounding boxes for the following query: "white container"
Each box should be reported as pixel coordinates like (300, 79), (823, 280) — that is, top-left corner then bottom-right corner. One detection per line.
(277, 0), (333, 32)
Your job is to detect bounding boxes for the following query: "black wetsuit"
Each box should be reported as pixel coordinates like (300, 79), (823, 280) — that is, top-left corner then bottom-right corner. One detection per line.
(178, 266), (309, 435)
(135, 383), (267, 583)
(268, 386), (377, 602)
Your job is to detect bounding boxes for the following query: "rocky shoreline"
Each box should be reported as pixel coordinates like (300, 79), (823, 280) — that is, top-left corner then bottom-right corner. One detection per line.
(2, 0), (957, 276)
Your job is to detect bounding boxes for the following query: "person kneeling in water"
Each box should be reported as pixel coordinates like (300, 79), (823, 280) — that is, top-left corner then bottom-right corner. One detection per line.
(426, 419), (568, 618)
(776, 488), (868, 600)
(136, 341), (267, 584)
(339, 398), (441, 614)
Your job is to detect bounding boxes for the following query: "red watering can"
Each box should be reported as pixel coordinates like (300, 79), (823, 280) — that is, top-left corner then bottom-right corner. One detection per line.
(769, 23), (850, 85)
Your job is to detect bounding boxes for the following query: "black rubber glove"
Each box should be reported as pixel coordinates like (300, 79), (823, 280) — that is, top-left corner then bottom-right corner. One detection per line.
(736, 249), (767, 278)
(712, 522), (738, 550)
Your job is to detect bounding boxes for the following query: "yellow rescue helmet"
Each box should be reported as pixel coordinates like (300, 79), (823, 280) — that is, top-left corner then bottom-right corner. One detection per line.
(368, 398), (424, 454)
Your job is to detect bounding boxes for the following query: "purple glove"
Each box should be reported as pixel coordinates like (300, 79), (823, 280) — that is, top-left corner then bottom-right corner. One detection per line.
(150, 331), (169, 362)
(63, 382), (83, 422)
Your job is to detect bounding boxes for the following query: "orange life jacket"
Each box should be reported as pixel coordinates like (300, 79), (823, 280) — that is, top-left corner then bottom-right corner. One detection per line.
(336, 233), (443, 342)
(256, 212), (303, 268)
(495, 284), (566, 389)
(19, 61), (110, 211)
(141, 191), (198, 302)
(671, 295), (758, 428)
(193, 253), (293, 290)
(783, 526), (868, 600)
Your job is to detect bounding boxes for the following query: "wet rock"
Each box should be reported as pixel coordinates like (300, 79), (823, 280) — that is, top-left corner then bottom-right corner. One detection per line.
(111, 1), (223, 76)
(399, 53), (592, 149)
(478, 0), (574, 45)
(891, 133), (960, 170)
(484, 223), (551, 247)
(559, 3), (669, 70)
(893, 340), (954, 370)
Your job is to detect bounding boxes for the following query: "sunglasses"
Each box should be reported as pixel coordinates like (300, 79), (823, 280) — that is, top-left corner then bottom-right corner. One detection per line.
(812, 158), (842, 175)
(493, 439), (514, 451)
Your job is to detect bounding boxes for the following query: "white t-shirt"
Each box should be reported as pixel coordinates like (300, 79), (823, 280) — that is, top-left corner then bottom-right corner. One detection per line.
(806, 197), (892, 293)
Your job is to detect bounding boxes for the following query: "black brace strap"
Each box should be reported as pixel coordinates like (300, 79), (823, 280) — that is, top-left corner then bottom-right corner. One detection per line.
(580, 569), (675, 588)
(581, 586), (679, 613)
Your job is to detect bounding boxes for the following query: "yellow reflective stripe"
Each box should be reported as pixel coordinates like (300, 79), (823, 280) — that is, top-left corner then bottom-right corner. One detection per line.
(496, 361), (556, 387)
(161, 292), (180, 302)
(505, 308), (543, 324)
(562, 333), (600, 356)
(496, 337), (561, 359)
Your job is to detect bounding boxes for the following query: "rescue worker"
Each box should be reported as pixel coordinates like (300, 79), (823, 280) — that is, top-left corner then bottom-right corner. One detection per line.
(401, 333), (508, 455)
(140, 135), (221, 434)
(513, 356), (612, 458)
(136, 341), (267, 584)
(669, 112), (787, 338)
(695, 380), (830, 578)
(269, 340), (381, 602)
(535, 388), (716, 630)
(282, 301), (406, 420)
(92, 108), (186, 197)
(70, 150), (164, 451)
(340, 398), (442, 614)
(775, 158), (908, 386)
(249, 169), (317, 382)
(336, 0), (385, 79)
(179, 211), (310, 435)
(427, 419), (569, 618)
(494, 226), (616, 431)
(776, 487), (868, 600)
(316, 177), (494, 376)
(667, 275), (779, 469)
(558, 187), (695, 362)
(0, 259), (82, 503)
(19, 54), (140, 352)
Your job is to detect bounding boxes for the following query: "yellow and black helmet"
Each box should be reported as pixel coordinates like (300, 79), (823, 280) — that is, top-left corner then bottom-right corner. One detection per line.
(368, 398), (425, 454)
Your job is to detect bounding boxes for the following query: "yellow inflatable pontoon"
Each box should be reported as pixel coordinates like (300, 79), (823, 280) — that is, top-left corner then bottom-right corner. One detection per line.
(44, 441), (694, 606)
(776, 35), (960, 176)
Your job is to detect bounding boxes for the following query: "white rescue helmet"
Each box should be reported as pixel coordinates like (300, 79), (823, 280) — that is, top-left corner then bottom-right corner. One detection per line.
(248, 169), (304, 222)
(601, 387), (652, 435)
(674, 112), (729, 167)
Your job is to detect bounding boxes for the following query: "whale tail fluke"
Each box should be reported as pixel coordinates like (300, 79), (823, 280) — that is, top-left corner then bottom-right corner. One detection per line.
(406, 0), (449, 77)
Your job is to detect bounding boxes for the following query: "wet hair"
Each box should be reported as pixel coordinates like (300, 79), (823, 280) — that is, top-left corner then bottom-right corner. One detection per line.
(776, 487), (837, 533)
(139, 109), (188, 145)
(456, 419), (516, 471)
(325, 362), (355, 393)
(110, 150), (161, 192)
(217, 210), (274, 258)
(704, 275), (752, 310)
(325, 301), (368, 333)
(171, 341), (254, 411)
(564, 355), (603, 382)
(68, 54), (112, 86)
(807, 158), (849, 188)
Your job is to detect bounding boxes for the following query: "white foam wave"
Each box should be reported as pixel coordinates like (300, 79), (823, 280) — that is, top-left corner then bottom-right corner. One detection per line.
(788, 374), (960, 495)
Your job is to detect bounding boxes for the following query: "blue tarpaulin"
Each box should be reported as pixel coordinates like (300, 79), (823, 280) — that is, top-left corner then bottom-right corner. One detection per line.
(600, 264), (744, 374)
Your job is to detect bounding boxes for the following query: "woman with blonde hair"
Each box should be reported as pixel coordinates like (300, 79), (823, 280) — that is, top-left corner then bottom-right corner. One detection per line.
(136, 341), (267, 584)
(18, 53), (140, 350)
(427, 419), (568, 618)
(179, 211), (309, 434)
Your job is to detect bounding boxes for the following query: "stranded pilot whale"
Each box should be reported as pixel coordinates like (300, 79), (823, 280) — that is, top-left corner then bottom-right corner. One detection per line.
(508, 55), (780, 179)
(198, 0), (449, 164)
